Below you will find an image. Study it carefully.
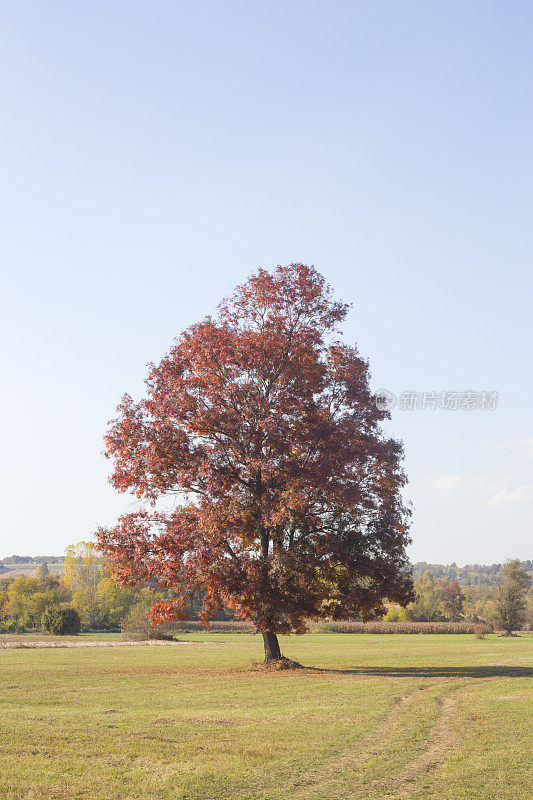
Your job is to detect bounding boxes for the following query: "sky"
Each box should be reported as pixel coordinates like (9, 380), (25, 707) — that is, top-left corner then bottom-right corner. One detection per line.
(0, 1), (531, 564)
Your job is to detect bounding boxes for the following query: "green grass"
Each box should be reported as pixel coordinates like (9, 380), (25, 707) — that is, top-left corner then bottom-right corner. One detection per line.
(0, 633), (531, 799)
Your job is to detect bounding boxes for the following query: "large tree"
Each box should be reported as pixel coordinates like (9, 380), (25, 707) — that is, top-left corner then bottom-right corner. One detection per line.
(96, 264), (414, 661)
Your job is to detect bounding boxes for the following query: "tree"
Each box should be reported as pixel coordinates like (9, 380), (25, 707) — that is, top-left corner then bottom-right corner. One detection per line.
(440, 578), (465, 621)
(406, 572), (443, 621)
(492, 560), (531, 635)
(63, 542), (105, 629)
(2, 576), (62, 630)
(96, 264), (414, 661)
(95, 578), (137, 630)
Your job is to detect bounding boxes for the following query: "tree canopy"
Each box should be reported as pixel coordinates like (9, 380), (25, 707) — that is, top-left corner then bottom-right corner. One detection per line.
(96, 264), (414, 659)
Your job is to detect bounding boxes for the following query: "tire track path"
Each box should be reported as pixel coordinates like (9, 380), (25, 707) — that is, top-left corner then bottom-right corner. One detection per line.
(288, 688), (422, 798)
(289, 678), (501, 800)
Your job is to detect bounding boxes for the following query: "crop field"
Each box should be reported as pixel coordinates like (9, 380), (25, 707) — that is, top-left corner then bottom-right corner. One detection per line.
(0, 633), (531, 800)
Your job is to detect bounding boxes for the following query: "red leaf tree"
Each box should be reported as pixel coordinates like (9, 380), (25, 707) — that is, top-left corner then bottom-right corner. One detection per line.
(96, 264), (414, 661)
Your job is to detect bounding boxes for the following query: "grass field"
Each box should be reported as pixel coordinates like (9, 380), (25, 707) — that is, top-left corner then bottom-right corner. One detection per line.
(0, 633), (531, 799)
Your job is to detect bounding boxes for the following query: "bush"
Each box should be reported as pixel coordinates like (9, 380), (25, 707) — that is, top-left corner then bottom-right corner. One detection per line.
(0, 619), (25, 634)
(121, 602), (180, 641)
(474, 622), (492, 639)
(41, 607), (81, 635)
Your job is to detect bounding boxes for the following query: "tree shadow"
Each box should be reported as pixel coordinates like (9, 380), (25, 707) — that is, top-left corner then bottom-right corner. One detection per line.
(305, 666), (532, 678)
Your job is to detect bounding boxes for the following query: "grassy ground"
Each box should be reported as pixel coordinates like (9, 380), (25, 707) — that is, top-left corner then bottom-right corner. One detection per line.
(0, 633), (531, 799)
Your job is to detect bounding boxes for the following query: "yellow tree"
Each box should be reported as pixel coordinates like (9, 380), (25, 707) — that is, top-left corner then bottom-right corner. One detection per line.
(63, 542), (105, 629)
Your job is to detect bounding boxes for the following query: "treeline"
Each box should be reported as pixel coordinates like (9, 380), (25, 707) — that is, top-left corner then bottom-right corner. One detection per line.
(1, 546), (531, 635)
(412, 561), (533, 587)
(0, 543), (193, 635)
(386, 563), (532, 631)
(3, 555), (531, 582)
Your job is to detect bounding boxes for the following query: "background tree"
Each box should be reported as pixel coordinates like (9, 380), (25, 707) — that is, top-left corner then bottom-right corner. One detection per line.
(440, 578), (465, 621)
(94, 578), (137, 630)
(97, 264), (414, 661)
(2, 576), (64, 630)
(4, 576), (41, 629)
(492, 559), (531, 635)
(405, 572), (444, 621)
(63, 542), (105, 629)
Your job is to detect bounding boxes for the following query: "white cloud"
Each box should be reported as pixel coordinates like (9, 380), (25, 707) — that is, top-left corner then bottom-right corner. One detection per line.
(424, 474), (462, 497)
(487, 484), (533, 509)
(422, 473), (533, 511)
(501, 438), (533, 458)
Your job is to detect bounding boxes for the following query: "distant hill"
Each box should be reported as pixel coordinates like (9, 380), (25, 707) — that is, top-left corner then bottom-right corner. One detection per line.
(1, 555), (65, 565)
(412, 560), (533, 587)
(0, 556), (65, 579)
(1, 555), (530, 587)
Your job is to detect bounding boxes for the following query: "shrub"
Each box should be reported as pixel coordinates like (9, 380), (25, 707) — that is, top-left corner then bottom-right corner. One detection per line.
(121, 602), (180, 641)
(41, 606), (81, 635)
(0, 619), (25, 634)
(474, 623), (489, 639)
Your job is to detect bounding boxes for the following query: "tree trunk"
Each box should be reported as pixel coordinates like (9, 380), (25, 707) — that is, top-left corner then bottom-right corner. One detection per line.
(262, 631), (282, 661)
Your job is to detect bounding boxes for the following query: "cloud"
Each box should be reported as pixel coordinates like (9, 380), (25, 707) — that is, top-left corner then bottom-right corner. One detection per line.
(424, 474), (462, 497)
(501, 438), (533, 458)
(422, 473), (533, 511)
(487, 484), (533, 509)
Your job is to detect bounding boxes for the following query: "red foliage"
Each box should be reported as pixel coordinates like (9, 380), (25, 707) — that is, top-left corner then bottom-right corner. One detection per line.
(148, 597), (188, 625)
(96, 264), (414, 636)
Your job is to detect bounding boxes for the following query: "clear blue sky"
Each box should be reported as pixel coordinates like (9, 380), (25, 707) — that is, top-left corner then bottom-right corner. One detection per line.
(1, 2), (531, 564)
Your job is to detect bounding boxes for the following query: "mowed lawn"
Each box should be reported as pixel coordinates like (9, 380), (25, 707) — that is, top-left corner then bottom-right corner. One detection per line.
(0, 633), (531, 800)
